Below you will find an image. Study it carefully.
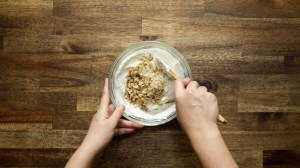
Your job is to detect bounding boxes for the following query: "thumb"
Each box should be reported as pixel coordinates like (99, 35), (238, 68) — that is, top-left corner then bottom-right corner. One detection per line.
(109, 105), (125, 125)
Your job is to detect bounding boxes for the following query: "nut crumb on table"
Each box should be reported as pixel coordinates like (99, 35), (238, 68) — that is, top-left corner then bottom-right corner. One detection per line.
(125, 55), (167, 110)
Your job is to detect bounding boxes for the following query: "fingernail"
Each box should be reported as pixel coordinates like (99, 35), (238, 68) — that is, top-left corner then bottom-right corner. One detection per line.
(119, 104), (125, 110)
(187, 90), (194, 95)
(138, 124), (144, 128)
(134, 122), (141, 126)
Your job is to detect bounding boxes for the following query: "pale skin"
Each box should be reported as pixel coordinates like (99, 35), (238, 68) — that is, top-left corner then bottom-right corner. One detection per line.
(66, 78), (238, 168)
(66, 78), (144, 168)
(175, 79), (238, 168)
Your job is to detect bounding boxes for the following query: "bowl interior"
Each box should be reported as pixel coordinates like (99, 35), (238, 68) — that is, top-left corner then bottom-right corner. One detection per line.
(109, 41), (192, 126)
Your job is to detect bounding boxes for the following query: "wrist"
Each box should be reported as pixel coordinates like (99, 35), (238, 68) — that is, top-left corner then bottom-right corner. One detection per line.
(187, 122), (220, 144)
(80, 136), (105, 156)
(78, 142), (98, 158)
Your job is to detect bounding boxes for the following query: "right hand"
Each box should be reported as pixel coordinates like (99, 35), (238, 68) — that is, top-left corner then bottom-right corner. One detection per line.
(175, 78), (219, 138)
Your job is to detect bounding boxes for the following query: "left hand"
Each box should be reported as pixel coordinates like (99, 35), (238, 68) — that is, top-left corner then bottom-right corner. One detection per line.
(80, 78), (144, 154)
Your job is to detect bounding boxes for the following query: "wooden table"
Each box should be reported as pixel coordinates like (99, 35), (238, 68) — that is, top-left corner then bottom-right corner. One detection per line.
(0, 0), (300, 167)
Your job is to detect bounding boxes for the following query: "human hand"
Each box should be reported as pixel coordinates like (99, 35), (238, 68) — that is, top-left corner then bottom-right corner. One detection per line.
(81, 78), (144, 154)
(66, 78), (143, 168)
(174, 79), (238, 168)
(175, 78), (219, 138)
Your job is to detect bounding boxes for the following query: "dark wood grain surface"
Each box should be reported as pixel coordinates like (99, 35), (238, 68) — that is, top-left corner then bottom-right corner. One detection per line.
(1, 0), (300, 167)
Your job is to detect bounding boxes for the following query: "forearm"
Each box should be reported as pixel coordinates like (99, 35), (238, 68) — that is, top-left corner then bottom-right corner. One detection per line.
(65, 142), (101, 168)
(188, 126), (238, 168)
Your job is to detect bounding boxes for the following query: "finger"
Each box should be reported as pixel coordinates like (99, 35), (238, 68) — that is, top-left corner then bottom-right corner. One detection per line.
(175, 79), (185, 97)
(114, 128), (135, 136)
(98, 78), (110, 118)
(109, 105), (125, 125)
(108, 104), (115, 117)
(117, 119), (144, 128)
(183, 78), (191, 88)
(197, 86), (208, 93)
(186, 81), (199, 91)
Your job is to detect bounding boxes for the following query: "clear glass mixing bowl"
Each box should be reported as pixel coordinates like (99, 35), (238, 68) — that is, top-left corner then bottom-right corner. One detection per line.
(109, 41), (192, 126)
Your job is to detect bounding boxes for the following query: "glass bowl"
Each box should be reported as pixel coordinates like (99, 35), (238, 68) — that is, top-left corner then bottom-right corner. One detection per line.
(109, 41), (192, 126)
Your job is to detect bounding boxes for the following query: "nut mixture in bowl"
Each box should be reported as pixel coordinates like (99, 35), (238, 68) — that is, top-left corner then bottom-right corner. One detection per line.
(109, 41), (192, 126)
(125, 55), (169, 110)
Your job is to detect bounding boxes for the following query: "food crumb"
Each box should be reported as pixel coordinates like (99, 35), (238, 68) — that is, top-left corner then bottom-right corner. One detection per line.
(125, 55), (167, 110)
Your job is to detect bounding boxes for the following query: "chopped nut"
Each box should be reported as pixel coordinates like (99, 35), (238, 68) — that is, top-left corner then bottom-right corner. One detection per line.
(125, 55), (166, 110)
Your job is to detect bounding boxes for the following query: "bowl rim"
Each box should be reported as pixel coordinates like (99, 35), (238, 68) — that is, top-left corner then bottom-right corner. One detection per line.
(108, 41), (192, 126)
